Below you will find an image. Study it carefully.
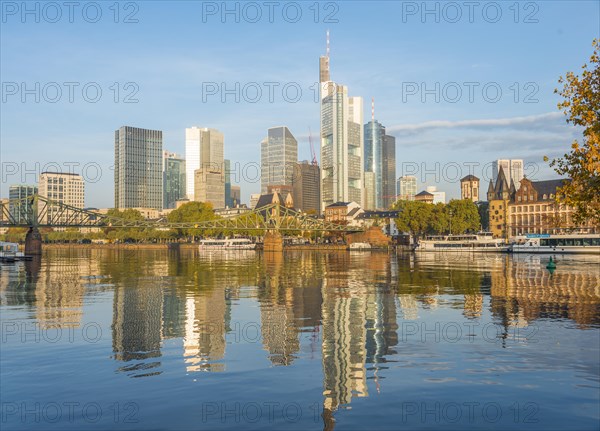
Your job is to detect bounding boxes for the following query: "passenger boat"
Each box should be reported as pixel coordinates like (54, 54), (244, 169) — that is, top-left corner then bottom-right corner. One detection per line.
(414, 232), (509, 252)
(0, 242), (26, 262)
(348, 242), (372, 251)
(510, 234), (600, 254)
(198, 238), (256, 251)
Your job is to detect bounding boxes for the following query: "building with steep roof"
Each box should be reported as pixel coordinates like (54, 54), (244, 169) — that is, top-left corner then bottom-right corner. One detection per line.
(488, 170), (595, 238)
(414, 190), (434, 204)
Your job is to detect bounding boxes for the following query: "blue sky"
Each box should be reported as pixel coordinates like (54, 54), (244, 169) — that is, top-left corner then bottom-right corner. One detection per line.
(1, 0), (598, 207)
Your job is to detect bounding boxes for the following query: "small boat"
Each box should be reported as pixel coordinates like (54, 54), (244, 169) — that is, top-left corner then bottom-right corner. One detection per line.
(349, 242), (372, 251)
(510, 233), (600, 254)
(414, 232), (508, 252)
(0, 241), (26, 261)
(198, 238), (256, 251)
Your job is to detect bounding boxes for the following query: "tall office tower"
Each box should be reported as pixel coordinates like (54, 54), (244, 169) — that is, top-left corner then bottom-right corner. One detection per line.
(230, 185), (241, 207)
(510, 160), (524, 186)
(397, 175), (417, 201)
(492, 159), (524, 187)
(163, 151), (186, 209)
(8, 184), (37, 223)
(292, 161), (321, 214)
(382, 134), (396, 208)
(260, 126), (298, 194)
(185, 127), (224, 200)
(38, 172), (85, 224)
(363, 172), (375, 210)
(224, 159), (233, 207)
(194, 168), (225, 209)
(114, 126), (163, 210)
(320, 34), (364, 210)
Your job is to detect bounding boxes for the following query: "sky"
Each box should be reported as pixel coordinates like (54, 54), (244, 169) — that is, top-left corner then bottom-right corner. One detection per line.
(1, 0), (599, 208)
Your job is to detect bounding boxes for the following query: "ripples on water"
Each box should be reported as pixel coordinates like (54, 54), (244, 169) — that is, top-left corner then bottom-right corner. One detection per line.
(0, 249), (599, 430)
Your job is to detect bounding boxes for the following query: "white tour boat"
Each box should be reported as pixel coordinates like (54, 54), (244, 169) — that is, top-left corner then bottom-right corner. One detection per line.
(510, 234), (600, 254)
(198, 238), (256, 251)
(348, 242), (372, 251)
(414, 232), (509, 253)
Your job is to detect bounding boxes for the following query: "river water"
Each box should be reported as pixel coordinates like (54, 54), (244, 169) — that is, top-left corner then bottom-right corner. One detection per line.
(1, 248), (599, 430)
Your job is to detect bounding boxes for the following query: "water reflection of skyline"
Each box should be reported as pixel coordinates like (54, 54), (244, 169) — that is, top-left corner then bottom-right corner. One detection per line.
(1, 249), (599, 427)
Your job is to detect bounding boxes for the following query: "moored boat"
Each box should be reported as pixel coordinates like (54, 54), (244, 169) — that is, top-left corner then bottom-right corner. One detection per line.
(414, 232), (508, 252)
(198, 238), (256, 251)
(348, 242), (372, 251)
(510, 233), (600, 254)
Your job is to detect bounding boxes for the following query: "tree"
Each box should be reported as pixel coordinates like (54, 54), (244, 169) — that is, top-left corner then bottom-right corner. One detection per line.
(392, 200), (433, 238)
(545, 39), (600, 226)
(167, 201), (219, 238)
(445, 199), (481, 234)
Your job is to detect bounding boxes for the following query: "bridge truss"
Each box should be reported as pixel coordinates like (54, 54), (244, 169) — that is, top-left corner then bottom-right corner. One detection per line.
(1, 195), (363, 234)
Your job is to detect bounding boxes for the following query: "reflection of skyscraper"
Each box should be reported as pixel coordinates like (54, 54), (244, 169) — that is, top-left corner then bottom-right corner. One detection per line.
(183, 288), (229, 372)
(112, 282), (163, 362)
(321, 265), (368, 413)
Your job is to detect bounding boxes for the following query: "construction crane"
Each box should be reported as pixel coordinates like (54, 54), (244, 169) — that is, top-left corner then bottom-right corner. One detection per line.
(308, 127), (318, 166)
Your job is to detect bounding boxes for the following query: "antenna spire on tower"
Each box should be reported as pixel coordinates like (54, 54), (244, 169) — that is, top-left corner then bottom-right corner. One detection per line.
(371, 97), (375, 122)
(326, 29), (330, 57)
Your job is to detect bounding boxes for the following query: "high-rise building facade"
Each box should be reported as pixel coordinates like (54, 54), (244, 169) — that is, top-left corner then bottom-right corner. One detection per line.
(382, 134), (396, 209)
(115, 126), (163, 210)
(492, 159), (524, 188)
(230, 185), (241, 207)
(8, 184), (37, 223)
(185, 127), (224, 200)
(163, 151), (186, 209)
(292, 161), (321, 214)
(194, 168), (224, 208)
(261, 127), (298, 194)
(224, 159), (233, 207)
(38, 172), (85, 224)
(397, 176), (417, 201)
(319, 32), (364, 211)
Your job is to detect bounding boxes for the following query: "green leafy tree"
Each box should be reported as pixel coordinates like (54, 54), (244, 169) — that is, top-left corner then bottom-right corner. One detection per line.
(392, 200), (433, 238)
(167, 201), (219, 238)
(545, 39), (600, 226)
(445, 199), (481, 234)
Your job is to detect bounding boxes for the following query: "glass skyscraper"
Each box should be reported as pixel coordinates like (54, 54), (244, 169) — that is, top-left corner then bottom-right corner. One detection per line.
(114, 126), (163, 210)
(319, 33), (364, 210)
(261, 126), (298, 194)
(364, 120), (396, 209)
(163, 151), (186, 209)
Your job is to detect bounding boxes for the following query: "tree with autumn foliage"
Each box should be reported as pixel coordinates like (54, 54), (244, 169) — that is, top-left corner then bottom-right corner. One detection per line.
(546, 39), (600, 226)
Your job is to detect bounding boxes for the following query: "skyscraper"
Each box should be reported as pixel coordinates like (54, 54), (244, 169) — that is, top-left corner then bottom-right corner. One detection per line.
(292, 161), (321, 214)
(261, 126), (298, 194)
(114, 126), (163, 210)
(185, 127), (224, 200)
(397, 175), (417, 201)
(224, 159), (232, 207)
(320, 34), (364, 210)
(382, 134), (396, 209)
(163, 151), (186, 209)
(492, 159), (524, 187)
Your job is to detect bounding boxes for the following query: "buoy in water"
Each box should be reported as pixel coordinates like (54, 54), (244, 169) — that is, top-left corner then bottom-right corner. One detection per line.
(546, 257), (557, 270)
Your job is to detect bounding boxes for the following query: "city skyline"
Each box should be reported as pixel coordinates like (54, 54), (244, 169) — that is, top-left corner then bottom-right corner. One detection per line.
(2, 3), (597, 208)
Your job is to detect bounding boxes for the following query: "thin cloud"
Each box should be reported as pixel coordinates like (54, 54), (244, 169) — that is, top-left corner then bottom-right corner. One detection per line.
(388, 112), (565, 134)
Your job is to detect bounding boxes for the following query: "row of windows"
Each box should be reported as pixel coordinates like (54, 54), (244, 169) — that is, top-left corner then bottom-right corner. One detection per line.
(540, 238), (600, 246)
